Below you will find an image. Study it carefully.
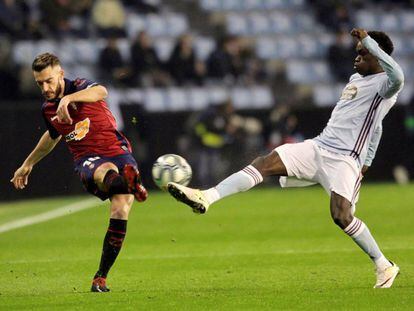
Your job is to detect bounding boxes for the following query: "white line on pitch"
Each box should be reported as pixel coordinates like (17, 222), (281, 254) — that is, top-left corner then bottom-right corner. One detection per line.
(0, 198), (101, 234)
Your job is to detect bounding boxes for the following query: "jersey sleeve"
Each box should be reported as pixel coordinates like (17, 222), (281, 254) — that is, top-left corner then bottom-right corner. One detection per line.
(42, 113), (60, 139)
(364, 124), (383, 166)
(73, 78), (100, 91)
(361, 36), (404, 99)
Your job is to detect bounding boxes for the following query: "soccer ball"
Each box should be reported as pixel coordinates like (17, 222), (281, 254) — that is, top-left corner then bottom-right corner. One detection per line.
(152, 154), (192, 190)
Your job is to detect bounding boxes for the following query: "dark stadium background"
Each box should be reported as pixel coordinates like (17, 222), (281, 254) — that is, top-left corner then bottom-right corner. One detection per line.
(0, 0), (413, 201)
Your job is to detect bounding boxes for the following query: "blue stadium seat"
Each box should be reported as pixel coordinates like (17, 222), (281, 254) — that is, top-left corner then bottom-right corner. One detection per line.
(166, 88), (189, 111)
(248, 13), (271, 35)
(187, 88), (210, 110)
(153, 39), (174, 61)
(208, 87), (229, 104)
(232, 87), (252, 109)
(74, 40), (99, 64)
(194, 37), (216, 61)
(355, 11), (377, 30)
(287, 60), (331, 84)
(269, 12), (293, 34)
(222, 0), (242, 10)
(250, 86), (273, 108)
(400, 11), (414, 32)
(144, 88), (166, 112)
(146, 14), (167, 37)
(256, 37), (278, 59)
(200, 0), (221, 11)
(166, 14), (189, 36)
(313, 83), (344, 107)
(380, 13), (401, 32)
(126, 14), (146, 38)
(227, 13), (249, 35)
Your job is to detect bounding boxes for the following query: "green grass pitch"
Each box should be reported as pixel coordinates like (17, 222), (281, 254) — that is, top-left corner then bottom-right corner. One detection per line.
(1, 184), (413, 310)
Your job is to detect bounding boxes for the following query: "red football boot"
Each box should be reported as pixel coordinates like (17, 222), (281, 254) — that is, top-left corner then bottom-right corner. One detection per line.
(91, 276), (110, 292)
(122, 164), (148, 202)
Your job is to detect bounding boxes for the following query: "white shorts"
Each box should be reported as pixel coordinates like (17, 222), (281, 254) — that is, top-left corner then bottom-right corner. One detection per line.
(275, 140), (362, 206)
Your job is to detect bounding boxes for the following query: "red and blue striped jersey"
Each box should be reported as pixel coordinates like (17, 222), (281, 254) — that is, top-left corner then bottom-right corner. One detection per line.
(41, 78), (131, 161)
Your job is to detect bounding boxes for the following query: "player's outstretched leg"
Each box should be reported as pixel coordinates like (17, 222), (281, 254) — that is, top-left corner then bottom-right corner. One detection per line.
(330, 192), (399, 288)
(168, 151), (287, 213)
(168, 164), (262, 214)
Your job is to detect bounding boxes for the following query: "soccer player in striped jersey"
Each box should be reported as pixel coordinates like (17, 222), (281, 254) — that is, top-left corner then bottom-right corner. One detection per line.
(167, 29), (404, 288)
(11, 53), (148, 292)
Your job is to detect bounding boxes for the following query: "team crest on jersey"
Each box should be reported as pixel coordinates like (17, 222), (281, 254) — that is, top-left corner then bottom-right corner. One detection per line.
(340, 84), (358, 100)
(65, 118), (90, 142)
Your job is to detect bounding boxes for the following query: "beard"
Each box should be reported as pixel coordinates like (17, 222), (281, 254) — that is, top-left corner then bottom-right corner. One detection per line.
(43, 82), (63, 100)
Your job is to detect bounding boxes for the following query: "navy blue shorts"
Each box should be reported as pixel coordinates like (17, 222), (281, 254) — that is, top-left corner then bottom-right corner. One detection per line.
(74, 153), (138, 201)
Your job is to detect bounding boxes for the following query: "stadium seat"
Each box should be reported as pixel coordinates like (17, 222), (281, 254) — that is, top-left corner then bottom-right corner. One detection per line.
(231, 87), (252, 109)
(249, 13), (271, 35)
(355, 11), (377, 30)
(74, 40), (99, 64)
(187, 88), (210, 110)
(269, 12), (293, 34)
(194, 37), (216, 61)
(313, 83), (344, 107)
(200, 0), (221, 11)
(208, 87), (229, 104)
(153, 39), (174, 61)
(144, 88), (166, 112)
(166, 88), (188, 111)
(222, 0), (242, 11)
(123, 89), (144, 105)
(166, 14), (189, 36)
(250, 86), (274, 108)
(400, 11), (414, 32)
(126, 14), (146, 38)
(227, 14), (249, 35)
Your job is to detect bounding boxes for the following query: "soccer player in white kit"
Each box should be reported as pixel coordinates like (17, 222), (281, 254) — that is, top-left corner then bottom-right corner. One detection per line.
(167, 29), (404, 288)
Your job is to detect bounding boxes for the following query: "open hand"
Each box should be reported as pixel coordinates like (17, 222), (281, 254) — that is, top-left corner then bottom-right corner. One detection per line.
(10, 165), (33, 189)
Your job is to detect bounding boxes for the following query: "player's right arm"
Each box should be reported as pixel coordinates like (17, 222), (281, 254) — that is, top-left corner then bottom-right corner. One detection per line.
(11, 131), (61, 189)
(351, 28), (404, 99)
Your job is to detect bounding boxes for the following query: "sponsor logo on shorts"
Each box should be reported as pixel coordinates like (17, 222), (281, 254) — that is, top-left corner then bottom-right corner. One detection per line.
(65, 118), (90, 142)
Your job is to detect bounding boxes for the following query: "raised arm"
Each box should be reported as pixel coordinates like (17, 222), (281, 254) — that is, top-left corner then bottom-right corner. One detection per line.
(11, 131), (61, 189)
(57, 85), (108, 124)
(351, 28), (404, 99)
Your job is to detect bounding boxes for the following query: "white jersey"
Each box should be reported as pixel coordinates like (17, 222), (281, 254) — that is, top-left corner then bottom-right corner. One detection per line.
(314, 36), (404, 167)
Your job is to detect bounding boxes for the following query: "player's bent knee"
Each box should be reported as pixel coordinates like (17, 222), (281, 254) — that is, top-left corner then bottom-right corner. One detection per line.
(251, 151), (287, 177)
(94, 162), (119, 184)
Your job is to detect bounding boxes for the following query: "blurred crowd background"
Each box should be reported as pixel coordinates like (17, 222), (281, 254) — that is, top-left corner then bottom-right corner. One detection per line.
(1, 0), (414, 200)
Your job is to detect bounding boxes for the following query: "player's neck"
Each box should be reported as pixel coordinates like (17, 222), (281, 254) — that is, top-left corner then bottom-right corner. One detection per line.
(363, 68), (384, 77)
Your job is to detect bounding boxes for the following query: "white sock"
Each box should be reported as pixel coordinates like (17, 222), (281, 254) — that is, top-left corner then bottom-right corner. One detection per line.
(202, 165), (263, 204)
(344, 217), (391, 270)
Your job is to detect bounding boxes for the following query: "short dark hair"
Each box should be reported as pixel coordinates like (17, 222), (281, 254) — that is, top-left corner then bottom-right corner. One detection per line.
(367, 31), (394, 55)
(32, 53), (60, 72)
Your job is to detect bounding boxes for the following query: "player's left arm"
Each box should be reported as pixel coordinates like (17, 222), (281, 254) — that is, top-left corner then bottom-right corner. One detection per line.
(57, 85), (108, 124)
(351, 28), (404, 99)
(362, 124), (383, 174)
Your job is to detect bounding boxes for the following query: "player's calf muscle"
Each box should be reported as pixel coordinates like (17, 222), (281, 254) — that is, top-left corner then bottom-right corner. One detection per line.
(110, 194), (133, 219)
(330, 192), (353, 228)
